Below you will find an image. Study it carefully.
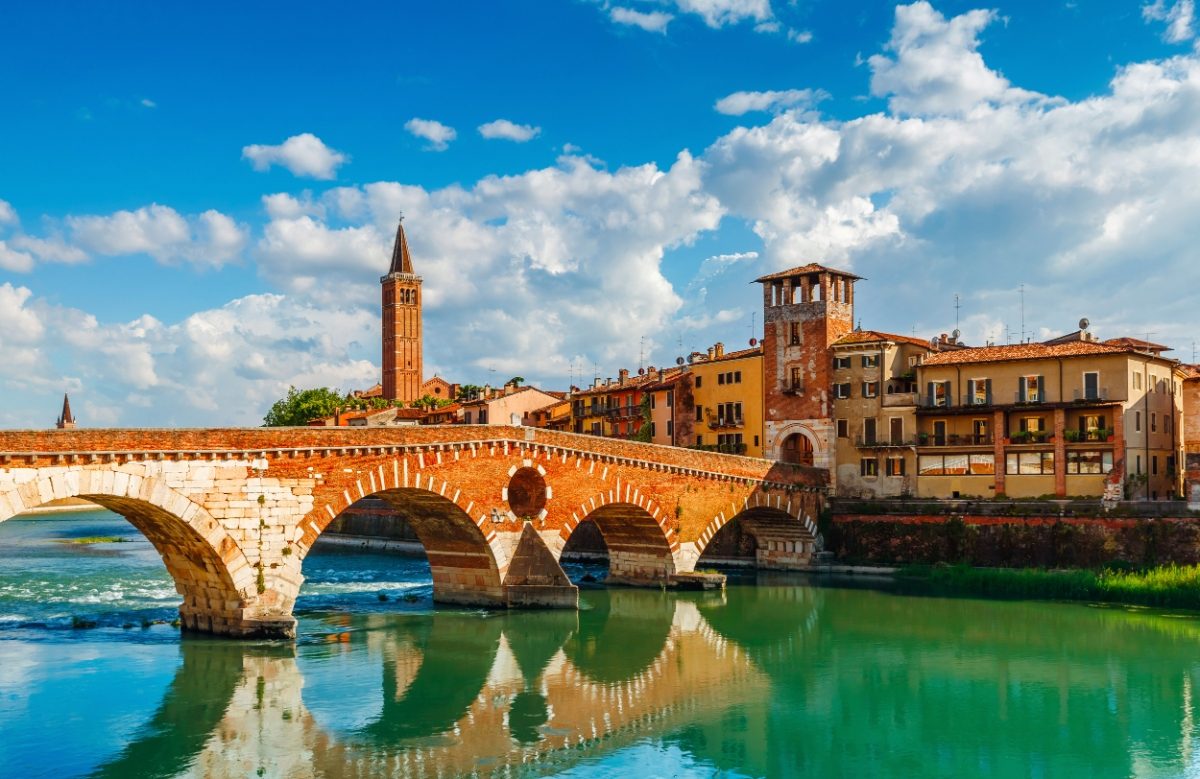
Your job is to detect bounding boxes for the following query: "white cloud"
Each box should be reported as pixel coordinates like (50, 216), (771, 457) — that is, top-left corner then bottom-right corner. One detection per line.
(787, 28), (813, 44)
(675, 0), (772, 28)
(0, 241), (34, 272)
(610, 6), (674, 32)
(404, 118), (457, 151)
(478, 119), (542, 142)
(262, 191), (326, 220)
(241, 133), (348, 179)
(9, 234), (88, 264)
(0, 199), (17, 226)
(1143, 0), (1196, 43)
(140, 98), (156, 108)
(67, 204), (246, 268)
(714, 88), (824, 115)
(867, 1), (1044, 116)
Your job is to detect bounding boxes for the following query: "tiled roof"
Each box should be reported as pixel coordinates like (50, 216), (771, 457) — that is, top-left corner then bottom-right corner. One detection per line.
(832, 330), (931, 349)
(1103, 337), (1172, 352)
(388, 218), (414, 275)
(754, 263), (863, 282)
(922, 340), (1131, 366)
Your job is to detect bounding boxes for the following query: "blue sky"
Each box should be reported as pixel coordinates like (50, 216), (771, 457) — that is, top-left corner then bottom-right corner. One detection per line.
(2, 0), (1198, 426)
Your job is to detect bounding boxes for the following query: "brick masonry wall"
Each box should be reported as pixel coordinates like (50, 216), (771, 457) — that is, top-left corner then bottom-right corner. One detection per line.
(0, 426), (828, 636)
(829, 513), (1200, 568)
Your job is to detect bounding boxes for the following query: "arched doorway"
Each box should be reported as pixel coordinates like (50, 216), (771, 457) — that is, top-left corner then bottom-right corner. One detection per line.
(780, 432), (814, 466)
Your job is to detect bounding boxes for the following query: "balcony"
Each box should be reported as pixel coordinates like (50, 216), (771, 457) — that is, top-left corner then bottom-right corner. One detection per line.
(856, 436), (914, 448)
(917, 434), (994, 447)
(882, 392), (918, 407)
(710, 417), (745, 429)
(1013, 392), (1044, 405)
(1072, 388), (1111, 402)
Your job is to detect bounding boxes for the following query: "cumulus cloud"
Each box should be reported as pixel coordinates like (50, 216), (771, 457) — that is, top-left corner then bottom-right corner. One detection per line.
(868, 1), (1044, 115)
(9, 234), (88, 264)
(241, 133), (348, 179)
(0, 241), (34, 272)
(675, 0), (772, 28)
(1144, 0), (1196, 43)
(714, 88), (824, 115)
(0, 199), (17, 226)
(478, 119), (542, 142)
(404, 118), (457, 151)
(610, 6), (674, 32)
(67, 204), (246, 268)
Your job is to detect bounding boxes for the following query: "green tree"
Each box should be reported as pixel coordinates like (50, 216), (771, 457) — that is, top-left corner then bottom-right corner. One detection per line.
(506, 376), (525, 387)
(633, 394), (653, 443)
(411, 394), (442, 411)
(262, 386), (346, 427)
(456, 384), (484, 401)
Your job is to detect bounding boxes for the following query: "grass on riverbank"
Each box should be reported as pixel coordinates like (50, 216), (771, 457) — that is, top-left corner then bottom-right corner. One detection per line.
(54, 536), (127, 545)
(897, 563), (1200, 611)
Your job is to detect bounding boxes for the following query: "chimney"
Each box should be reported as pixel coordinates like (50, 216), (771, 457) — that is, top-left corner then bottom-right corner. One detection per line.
(619, 368), (630, 385)
(593, 377), (603, 389)
(707, 346), (715, 360)
(714, 342), (724, 358)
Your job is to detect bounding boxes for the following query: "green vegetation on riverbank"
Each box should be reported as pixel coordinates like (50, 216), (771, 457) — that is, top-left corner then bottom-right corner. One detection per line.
(898, 563), (1200, 610)
(55, 536), (127, 545)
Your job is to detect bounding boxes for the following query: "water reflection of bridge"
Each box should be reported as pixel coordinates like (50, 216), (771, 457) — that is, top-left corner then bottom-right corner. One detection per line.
(87, 585), (1200, 779)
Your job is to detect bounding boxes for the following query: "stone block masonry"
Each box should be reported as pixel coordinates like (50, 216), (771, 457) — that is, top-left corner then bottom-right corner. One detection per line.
(0, 426), (827, 638)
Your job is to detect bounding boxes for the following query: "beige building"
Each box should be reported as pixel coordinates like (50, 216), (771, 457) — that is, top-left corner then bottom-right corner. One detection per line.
(461, 385), (562, 426)
(829, 330), (934, 497)
(911, 334), (1185, 500)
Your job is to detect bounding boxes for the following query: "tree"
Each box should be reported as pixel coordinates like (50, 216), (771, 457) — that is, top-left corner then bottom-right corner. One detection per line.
(506, 376), (525, 387)
(263, 386), (346, 427)
(411, 394), (442, 411)
(456, 384), (484, 401)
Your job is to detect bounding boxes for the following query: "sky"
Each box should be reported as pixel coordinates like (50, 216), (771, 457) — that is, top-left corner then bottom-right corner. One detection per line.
(1, 0), (1199, 427)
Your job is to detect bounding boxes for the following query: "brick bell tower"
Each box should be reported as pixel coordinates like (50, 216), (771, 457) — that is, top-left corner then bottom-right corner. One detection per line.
(381, 217), (423, 403)
(756, 263), (859, 468)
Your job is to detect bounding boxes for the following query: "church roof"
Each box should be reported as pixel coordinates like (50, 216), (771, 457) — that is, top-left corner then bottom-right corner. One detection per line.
(388, 218), (414, 275)
(58, 393), (74, 426)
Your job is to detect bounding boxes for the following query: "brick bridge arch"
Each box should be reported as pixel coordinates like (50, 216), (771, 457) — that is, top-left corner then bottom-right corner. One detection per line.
(0, 426), (827, 638)
(0, 469), (269, 636)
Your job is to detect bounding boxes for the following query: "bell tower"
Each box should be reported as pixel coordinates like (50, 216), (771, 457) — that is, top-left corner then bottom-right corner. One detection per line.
(381, 217), (423, 403)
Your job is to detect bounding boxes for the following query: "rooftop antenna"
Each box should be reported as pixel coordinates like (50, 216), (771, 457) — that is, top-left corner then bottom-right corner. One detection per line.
(954, 293), (961, 333)
(1019, 284), (1026, 343)
(749, 311), (757, 343)
(1192, 340), (1196, 363)
(639, 336), (646, 372)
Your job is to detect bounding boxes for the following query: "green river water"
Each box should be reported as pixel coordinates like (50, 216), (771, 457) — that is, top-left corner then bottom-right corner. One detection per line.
(2, 509), (1200, 778)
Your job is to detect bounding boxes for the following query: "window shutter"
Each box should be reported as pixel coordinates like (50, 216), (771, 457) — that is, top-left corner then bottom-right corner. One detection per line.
(985, 379), (993, 405)
(944, 381), (953, 407)
(1020, 418), (1028, 432)
(967, 380), (975, 404)
(927, 382), (935, 405)
(1038, 375), (1045, 401)
(1019, 376), (1027, 402)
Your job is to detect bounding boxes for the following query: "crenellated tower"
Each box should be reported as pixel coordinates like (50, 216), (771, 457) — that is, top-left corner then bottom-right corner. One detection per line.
(381, 218), (423, 403)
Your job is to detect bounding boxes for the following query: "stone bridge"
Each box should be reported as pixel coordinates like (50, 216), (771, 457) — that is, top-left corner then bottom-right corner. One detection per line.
(0, 426), (826, 638)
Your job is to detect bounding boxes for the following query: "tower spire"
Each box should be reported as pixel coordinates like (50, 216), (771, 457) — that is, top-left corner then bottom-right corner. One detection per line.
(56, 393), (76, 429)
(388, 215), (414, 276)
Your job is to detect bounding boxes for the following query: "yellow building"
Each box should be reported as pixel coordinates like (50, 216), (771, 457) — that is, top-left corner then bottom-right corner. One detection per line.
(912, 334), (1185, 500)
(689, 343), (765, 458)
(829, 330), (935, 497)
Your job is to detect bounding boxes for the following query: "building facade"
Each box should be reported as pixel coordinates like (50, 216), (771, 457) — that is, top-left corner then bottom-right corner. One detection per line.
(756, 264), (858, 468)
(381, 218), (423, 403)
(911, 337), (1185, 500)
(689, 344), (764, 457)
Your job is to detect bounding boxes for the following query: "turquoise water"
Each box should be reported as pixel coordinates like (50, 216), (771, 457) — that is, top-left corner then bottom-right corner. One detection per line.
(4, 509), (1200, 778)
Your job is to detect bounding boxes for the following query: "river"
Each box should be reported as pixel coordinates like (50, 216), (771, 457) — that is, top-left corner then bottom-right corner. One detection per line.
(3, 508), (1200, 778)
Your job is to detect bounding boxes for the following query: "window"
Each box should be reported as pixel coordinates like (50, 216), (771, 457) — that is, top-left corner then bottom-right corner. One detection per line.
(650, 394), (656, 409)
(863, 419), (877, 445)
(1083, 372), (1099, 400)
(1067, 450), (1113, 474)
(1167, 416), (1174, 434)
(890, 417), (904, 445)
(919, 455), (946, 475)
(967, 378), (991, 406)
(734, 371), (742, 383)
(1136, 454), (1142, 474)
(862, 381), (879, 398)
(717, 433), (743, 452)
(837, 419), (849, 438)
(666, 390), (674, 408)
(972, 418), (989, 444)
(862, 355), (879, 368)
(1152, 456), (1158, 475)
(1134, 372), (1142, 390)
(650, 422), (656, 437)
(790, 322), (801, 346)
(886, 457), (906, 476)
(1020, 375), (1044, 403)
(933, 420), (947, 446)
(834, 383), (852, 399)
(1135, 411), (1141, 432)
(716, 402), (743, 425)
(1006, 451), (1054, 474)
(928, 380), (951, 407)
(696, 435), (703, 446)
(695, 404), (703, 421)
(479, 409), (488, 424)
(909, 355), (924, 367)
(790, 367), (803, 391)
(695, 376), (702, 388)
(718, 373), (725, 385)
(1151, 413), (1157, 433)
(918, 454), (993, 475)
(833, 356), (851, 370)
(1019, 416), (1046, 433)
(860, 458), (879, 476)
(667, 419), (674, 438)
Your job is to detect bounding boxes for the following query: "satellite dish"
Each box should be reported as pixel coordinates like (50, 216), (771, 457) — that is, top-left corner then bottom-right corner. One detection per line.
(952, 329), (960, 340)
(749, 337), (758, 347)
(675, 356), (685, 366)
(1079, 317), (1090, 331)
(929, 337), (939, 349)
(638, 367), (645, 375)
(686, 354), (696, 364)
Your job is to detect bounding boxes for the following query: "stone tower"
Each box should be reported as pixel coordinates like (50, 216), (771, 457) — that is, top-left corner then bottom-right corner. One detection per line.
(381, 218), (423, 403)
(756, 264), (859, 468)
(56, 393), (76, 429)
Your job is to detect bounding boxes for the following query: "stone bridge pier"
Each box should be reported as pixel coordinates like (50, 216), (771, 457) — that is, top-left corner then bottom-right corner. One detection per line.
(0, 427), (827, 639)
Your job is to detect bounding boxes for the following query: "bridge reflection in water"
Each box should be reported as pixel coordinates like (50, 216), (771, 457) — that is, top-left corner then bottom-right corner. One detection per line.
(77, 584), (1200, 779)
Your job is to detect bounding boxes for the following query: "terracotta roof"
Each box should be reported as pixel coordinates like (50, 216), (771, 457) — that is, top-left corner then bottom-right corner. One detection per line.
(832, 330), (931, 349)
(922, 340), (1132, 366)
(393, 408), (426, 420)
(387, 218), (414, 275)
(754, 263), (863, 282)
(1179, 364), (1200, 380)
(1103, 337), (1172, 352)
(700, 346), (762, 364)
